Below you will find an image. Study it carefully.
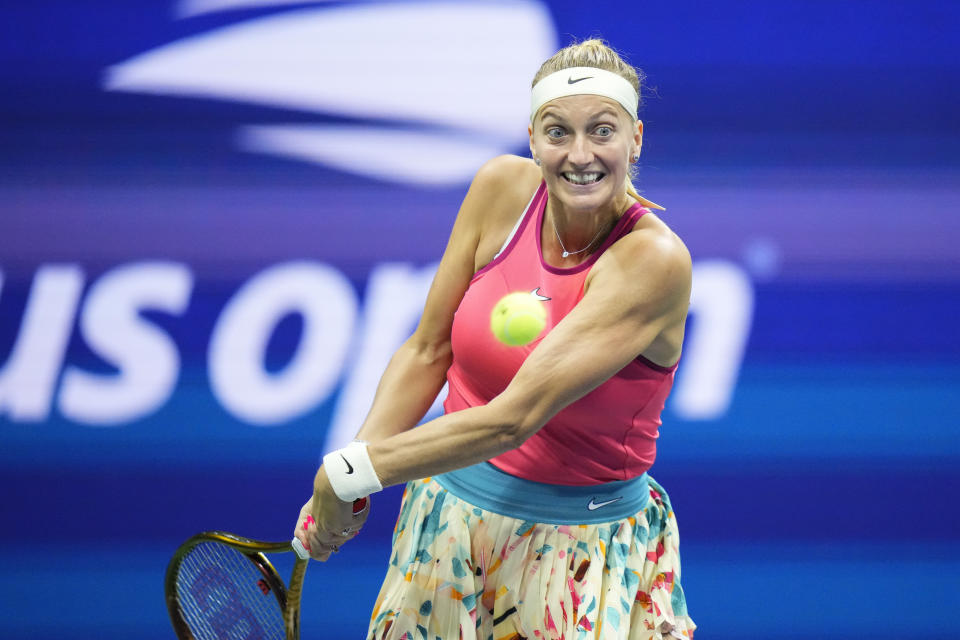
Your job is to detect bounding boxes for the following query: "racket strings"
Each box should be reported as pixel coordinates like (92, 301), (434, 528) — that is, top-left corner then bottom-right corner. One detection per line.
(175, 541), (286, 640)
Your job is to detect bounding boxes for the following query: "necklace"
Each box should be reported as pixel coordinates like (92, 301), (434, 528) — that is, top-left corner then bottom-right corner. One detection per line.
(551, 215), (610, 258)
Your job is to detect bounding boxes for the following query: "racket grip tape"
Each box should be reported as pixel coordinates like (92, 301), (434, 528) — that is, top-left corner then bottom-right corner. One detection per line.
(292, 536), (310, 560)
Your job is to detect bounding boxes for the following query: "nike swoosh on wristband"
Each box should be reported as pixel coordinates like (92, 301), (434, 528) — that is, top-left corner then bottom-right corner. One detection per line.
(340, 454), (355, 474)
(568, 75), (593, 84)
(587, 496), (623, 510)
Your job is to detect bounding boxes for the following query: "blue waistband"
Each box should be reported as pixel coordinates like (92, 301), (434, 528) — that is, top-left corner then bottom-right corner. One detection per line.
(432, 462), (649, 525)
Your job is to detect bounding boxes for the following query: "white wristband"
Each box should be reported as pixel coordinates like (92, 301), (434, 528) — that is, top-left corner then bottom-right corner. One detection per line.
(322, 440), (382, 502)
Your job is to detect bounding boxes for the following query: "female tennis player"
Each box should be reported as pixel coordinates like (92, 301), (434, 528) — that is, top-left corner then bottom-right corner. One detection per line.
(295, 39), (696, 639)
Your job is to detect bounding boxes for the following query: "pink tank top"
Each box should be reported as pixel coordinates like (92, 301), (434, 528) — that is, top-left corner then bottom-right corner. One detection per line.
(444, 182), (677, 485)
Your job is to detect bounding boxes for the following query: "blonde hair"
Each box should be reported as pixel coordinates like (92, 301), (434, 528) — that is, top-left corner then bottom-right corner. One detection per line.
(532, 38), (643, 100)
(532, 39), (663, 209)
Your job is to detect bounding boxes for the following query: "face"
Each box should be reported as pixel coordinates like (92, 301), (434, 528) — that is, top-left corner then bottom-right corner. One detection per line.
(529, 94), (643, 216)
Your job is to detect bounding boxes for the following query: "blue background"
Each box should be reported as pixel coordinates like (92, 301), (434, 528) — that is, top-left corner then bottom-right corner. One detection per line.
(2, 1), (959, 638)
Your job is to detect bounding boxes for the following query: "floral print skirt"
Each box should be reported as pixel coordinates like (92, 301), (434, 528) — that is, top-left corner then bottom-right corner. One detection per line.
(365, 472), (695, 640)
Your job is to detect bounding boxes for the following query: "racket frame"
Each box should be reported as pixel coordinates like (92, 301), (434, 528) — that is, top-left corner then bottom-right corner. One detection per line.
(165, 531), (307, 640)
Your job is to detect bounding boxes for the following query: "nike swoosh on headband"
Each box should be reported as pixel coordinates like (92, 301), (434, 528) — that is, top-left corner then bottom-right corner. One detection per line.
(567, 75), (593, 84)
(587, 496), (623, 510)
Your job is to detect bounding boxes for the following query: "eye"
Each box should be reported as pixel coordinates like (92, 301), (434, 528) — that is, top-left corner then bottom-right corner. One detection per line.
(545, 126), (566, 139)
(594, 126), (614, 137)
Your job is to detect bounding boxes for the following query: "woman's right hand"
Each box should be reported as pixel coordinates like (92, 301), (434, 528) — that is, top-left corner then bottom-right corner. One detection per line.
(293, 493), (368, 561)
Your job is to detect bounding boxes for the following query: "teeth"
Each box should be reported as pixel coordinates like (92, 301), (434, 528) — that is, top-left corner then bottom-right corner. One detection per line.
(564, 172), (602, 185)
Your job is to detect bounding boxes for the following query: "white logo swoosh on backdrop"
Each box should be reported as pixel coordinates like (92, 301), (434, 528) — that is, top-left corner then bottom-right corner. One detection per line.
(103, 1), (557, 185)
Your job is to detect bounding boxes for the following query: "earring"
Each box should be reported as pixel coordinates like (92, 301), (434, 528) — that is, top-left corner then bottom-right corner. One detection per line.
(534, 157), (541, 166)
(631, 153), (640, 163)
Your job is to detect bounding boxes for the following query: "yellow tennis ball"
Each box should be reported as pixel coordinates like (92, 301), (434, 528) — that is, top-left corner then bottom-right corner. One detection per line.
(490, 292), (547, 346)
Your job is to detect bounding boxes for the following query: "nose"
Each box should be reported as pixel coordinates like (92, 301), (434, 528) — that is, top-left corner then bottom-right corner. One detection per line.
(567, 133), (594, 167)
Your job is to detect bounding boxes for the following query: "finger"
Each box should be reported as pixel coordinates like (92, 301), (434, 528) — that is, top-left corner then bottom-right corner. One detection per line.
(296, 515), (315, 538)
(309, 529), (351, 549)
(295, 514), (323, 558)
(310, 538), (337, 561)
(293, 517), (316, 560)
(308, 518), (351, 543)
(305, 530), (333, 560)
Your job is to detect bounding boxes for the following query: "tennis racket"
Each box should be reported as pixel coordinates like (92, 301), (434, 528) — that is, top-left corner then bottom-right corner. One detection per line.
(165, 499), (367, 639)
(165, 530), (308, 640)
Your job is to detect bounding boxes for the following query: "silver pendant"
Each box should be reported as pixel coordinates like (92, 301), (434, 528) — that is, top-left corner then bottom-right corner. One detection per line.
(562, 251), (570, 258)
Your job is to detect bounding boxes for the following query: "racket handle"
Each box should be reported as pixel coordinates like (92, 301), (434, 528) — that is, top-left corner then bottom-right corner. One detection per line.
(292, 537), (309, 560)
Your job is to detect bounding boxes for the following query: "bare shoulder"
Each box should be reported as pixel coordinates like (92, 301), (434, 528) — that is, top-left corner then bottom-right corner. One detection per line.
(629, 212), (691, 271)
(475, 153), (541, 182)
(466, 155), (541, 216)
(445, 155), (540, 240)
(461, 155), (542, 268)
(590, 212), (691, 304)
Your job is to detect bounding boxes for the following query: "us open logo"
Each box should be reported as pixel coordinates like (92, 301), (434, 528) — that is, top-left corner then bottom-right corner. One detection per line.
(0, 0), (755, 444)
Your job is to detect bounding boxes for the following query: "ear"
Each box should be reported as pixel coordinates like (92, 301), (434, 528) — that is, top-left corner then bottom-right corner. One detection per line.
(633, 119), (644, 157)
(528, 123), (536, 160)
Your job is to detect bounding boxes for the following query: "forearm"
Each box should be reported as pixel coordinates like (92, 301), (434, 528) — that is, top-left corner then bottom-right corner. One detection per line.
(312, 387), (525, 513)
(365, 394), (531, 488)
(353, 335), (452, 443)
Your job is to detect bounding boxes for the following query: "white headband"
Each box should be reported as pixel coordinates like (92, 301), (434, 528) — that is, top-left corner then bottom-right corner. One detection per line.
(530, 66), (639, 122)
